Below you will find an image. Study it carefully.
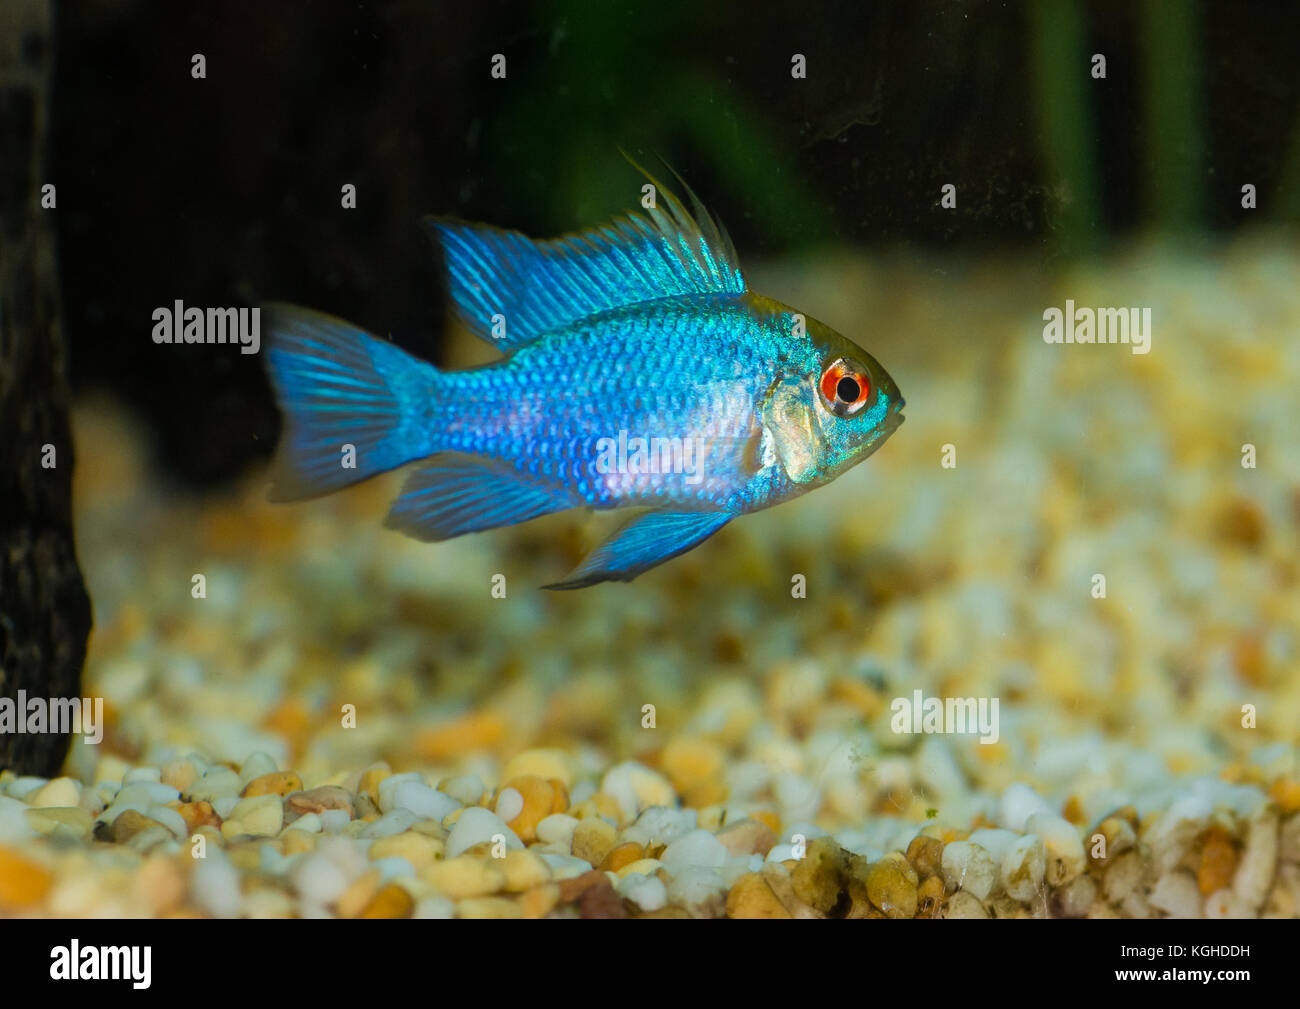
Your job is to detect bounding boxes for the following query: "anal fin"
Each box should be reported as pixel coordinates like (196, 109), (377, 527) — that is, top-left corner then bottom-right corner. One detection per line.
(384, 456), (574, 542)
(544, 509), (733, 590)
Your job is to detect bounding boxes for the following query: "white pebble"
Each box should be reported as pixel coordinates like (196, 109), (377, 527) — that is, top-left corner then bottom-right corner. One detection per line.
(439, 774), (485, 806)
(445, 806), (522, 857)
(535, 813), (580, 846)
(238, 751), (278, 784)
(360, 809), (419, 839)
(660, 829), (728, 872)
(0, 796), (34, 842)
(376, 772), (423, 813)
(146, 805), (187, 839)
(968, 828), (1019, 864)
(189, 767), (241, 802)
(1204, 887), (1253, 919)
(666, 866), (726, 911)
(620, 806), (697, 848)
(942, 840), (998, 900)
(212, 796), (240, 819)
(1026, 812), (1086, 885)
(1000, 783), (1053, 832)
(413, 895), (456, 918)
(617, 872), (668, 911)
(373, 856), (416, 881)
(287, 812), (323, 833)
(123, 766), (162, 785)
(1001, 833), (1047, 901)
(1149, 870), (1202, 918)
(391, 781), (460, 822)
(494, 787), (524, 823)
(192, 851), (241, 917)
(601, 762), (675, 822)
(538, 852), (596, 879)
(6, 776), (47, 800)
(319, 809), (350, 833)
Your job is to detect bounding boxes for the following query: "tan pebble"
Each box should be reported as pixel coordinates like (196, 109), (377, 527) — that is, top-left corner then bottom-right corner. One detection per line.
(1233, 810), (1278, 910)
(789, 837), (848, 914)
(598, 842), (644, 873)
(0, 846), (53, 909)
(518, 883), (560, 918)
(281, 830), (316, 856)
(457, 896), (523, 919)
(1051, 872), (1098, 918)
(336, 868), (382, 918)
(501, 748), (575, 787)
(1104, 850), (1145, 902)
(865, 856), (920, 919)
(29, 777), (81, 808)
(25, 806), (93, 839)
(369, 831), (441, 871)
(726, 873), (792, 918)
(762, 861), (822, 918)
(423, 856), (506, 899)
(359, 882), (414, 919)
(241, 771), (303, 798)
(131, 856), (186, 916)
(571, 817), (618, 866)
(1198, 824), (1238, 895)
(661, 738), (728, 808)
(177, 800), (222, 833)
(286, 786), (354, 817)
(111, 809), (165, 844)
(615, 857), (661, 879)
(905, 834), (945, 879)
(941, 890), (989, 918)
(916, 874), (946, 917)
(1090, 816), (1136, 867)
(161, 759), (198, 793)
(220, 795), (283, 839)
(501, 850), (551, 892)
(358, 763), (392, 806)
(716, 818), (777, 857)
(500, 775), (559, 843)
(1148, 869), (1202, 918)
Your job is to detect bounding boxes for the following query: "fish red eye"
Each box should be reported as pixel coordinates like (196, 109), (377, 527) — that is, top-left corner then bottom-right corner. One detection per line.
(819, 357), (870, 416)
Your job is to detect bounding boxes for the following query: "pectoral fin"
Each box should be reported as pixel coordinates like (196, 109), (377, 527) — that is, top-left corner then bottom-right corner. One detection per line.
(544, 509), (734, 590)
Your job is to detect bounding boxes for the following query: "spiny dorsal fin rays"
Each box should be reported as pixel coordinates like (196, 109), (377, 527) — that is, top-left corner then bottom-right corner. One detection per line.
(426, 157), (745, 352)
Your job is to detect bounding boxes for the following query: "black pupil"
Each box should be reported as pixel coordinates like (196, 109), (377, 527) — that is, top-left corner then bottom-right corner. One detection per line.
(836, 375), (861, 403)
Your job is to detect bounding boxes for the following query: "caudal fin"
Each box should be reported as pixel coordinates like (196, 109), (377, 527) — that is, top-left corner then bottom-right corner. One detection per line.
(263, 303), (436, 501)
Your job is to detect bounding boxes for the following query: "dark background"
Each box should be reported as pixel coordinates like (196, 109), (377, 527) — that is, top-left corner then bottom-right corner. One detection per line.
(49, 0), (1300, 489)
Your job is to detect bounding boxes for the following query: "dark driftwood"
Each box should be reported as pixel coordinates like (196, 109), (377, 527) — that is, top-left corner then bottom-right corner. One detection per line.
(0, 0), (92, 775)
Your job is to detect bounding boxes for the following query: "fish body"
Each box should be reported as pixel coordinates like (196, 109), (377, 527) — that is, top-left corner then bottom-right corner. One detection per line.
(265, 168), (904, 587)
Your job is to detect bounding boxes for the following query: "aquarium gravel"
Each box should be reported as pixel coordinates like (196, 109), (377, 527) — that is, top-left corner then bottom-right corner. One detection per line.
(1, 237), (1298, 919)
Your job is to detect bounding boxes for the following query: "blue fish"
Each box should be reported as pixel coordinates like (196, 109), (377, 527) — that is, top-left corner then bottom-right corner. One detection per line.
(264, 165), (905, 588)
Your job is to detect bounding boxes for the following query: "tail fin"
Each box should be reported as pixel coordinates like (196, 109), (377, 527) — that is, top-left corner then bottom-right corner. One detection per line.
(263, 303), (437, 501)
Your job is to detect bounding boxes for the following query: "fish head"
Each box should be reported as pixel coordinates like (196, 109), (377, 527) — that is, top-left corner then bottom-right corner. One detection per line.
(761, 310), (904, 487)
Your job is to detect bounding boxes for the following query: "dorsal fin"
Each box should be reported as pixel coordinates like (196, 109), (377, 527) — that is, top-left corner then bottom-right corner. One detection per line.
(425, 158), (745, 350)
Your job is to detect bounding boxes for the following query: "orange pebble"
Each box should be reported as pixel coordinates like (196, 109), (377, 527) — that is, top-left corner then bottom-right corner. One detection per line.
(0, 847), (52, 909)
(753, 809), (780, 835)
(1197, 825), (1239, 896)
(242, 771), (303, 798)
(1269, 778), (1300, 815)
(502, 775), (557, 843)
(598, 842), (645, 873)
(414, 712), (506, 761)
(359, 883), (415, 919)
(177, 801), (222, 832)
